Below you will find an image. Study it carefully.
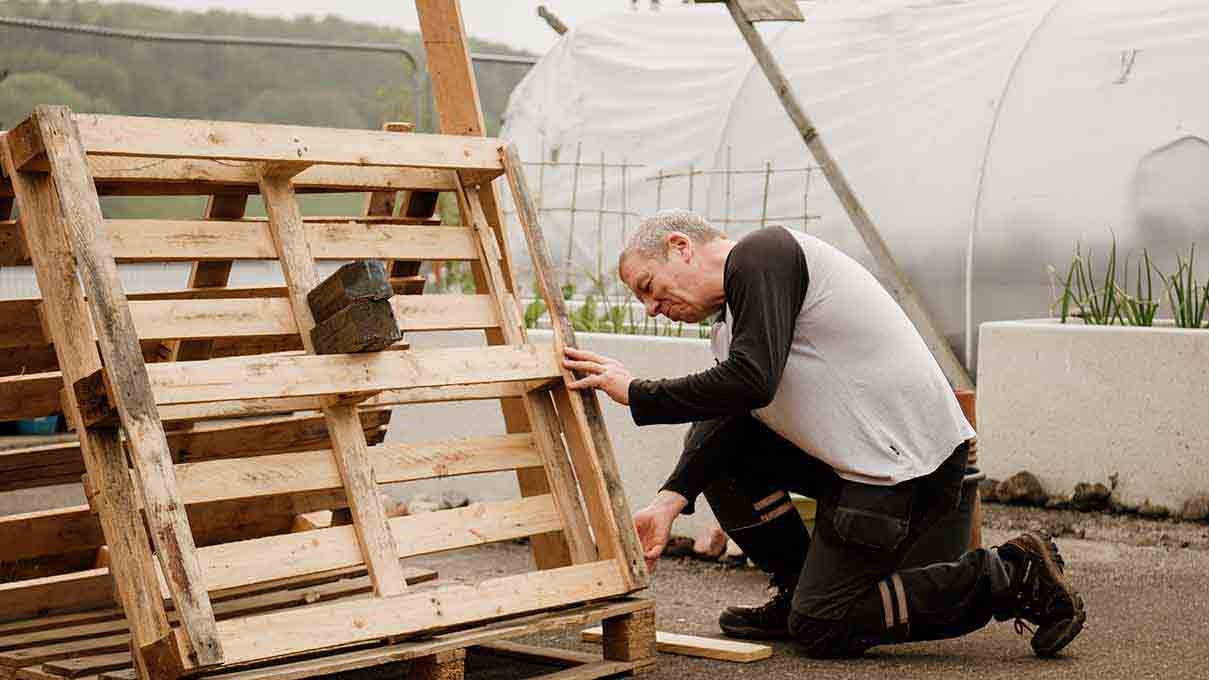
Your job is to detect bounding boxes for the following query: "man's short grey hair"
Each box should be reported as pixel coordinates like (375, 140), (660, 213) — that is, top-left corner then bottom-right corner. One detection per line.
(621, 209), (723, 263)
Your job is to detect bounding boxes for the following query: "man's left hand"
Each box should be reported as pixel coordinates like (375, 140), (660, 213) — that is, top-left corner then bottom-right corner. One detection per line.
(562, 347), (634, 406)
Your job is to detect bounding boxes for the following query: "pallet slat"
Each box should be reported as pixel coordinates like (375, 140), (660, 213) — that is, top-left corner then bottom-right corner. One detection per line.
(199, 494), (561, 592)
(145, 344), (560, 408)
(211, 560), (629, 665)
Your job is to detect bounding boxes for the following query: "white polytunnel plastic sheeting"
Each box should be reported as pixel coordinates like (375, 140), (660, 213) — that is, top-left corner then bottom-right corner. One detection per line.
(499, 0), (1209, 371)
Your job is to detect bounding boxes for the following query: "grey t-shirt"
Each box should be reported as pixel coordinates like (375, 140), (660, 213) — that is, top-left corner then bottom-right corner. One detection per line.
(629, 226), (974, 501)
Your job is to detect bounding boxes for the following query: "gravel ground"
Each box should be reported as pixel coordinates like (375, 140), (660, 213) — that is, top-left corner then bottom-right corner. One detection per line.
(389, 503), (1209, 680)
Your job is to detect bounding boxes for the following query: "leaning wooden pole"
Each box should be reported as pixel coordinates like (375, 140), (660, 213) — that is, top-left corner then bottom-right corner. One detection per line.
(718, 0), (973, 389)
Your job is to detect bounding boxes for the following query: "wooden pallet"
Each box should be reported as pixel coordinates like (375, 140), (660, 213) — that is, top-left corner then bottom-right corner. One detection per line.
(0, 578), (654, 680)
(0, 106), (647, 680)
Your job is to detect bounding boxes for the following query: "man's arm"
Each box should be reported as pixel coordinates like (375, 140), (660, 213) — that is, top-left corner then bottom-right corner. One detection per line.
(629, 226), (809, 425)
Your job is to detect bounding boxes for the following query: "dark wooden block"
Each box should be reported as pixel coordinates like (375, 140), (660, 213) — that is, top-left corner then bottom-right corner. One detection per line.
(310, 298), (401, 355)
(307, 260), (393, 325)
(72, 369), (119, 427)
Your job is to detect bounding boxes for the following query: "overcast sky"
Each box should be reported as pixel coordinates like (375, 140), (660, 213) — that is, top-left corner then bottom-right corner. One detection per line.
(102, 1), (657, 54)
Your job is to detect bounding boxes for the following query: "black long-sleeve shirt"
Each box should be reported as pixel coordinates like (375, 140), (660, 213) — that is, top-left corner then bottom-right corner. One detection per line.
(626, 226), (809, 509)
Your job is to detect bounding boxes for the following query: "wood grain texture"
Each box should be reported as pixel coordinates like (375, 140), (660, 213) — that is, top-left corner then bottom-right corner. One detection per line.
(582, 627), (770, 662)
(414, 0), (572, 572)
(168, 193), (248, 362)
(259, 167), (407, 599)
(458, 185), (596, 565)
(1, 110), (173, 656)
(50, 115), (503, 176)
(31, 105), (221, 667)
(501, 145), (649, 591)
(309, 299), (401, 355)
(196, 495), (561, 592)
(145, 344), (560, 407)
(78, 155), (457, 193)
(210, 560), (629, 665)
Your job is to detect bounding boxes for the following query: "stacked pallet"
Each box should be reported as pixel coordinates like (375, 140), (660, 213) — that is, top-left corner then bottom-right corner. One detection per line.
(0, 105), (650, 680)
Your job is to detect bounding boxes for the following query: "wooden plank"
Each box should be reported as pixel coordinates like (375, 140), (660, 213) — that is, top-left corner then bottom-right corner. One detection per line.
(113, 599), (651, 680)
(13, 115), (505, 177)
(210, 560), (628, 665)
(198, 495), (561, 593)
(0, 432), (536, 562)
(145, 344), (560, 407)
(0, 568), (436, 671)
(501, 145), (649, 591)
(43, 652), (130, 678)
(0, 220), (29, 266)
(0, 294), (497, 350)
(172, 434), (541, 508)
(81, 156), (458, 193)
(414, 0), (574, 574)
(368, 122), (424, 292)
(581, 628), (770, 662)
(168, 193), (249, 362)
(258, 166), (407, 600)
(0, 372), (63, 421)
(0, 220), (479, 267)
(1, 110), (174, 659)
(109, 220), (479, 262)
(457, 185), (596, 565)
(0, 410), (393, 493)
(30, 105), (222, 668)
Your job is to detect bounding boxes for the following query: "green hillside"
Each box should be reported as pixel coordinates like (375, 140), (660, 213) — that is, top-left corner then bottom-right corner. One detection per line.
(0, 0), (534, 134)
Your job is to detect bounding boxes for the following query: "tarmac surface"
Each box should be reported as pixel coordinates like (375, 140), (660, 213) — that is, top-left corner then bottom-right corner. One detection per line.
(398, 505), (1209, 680)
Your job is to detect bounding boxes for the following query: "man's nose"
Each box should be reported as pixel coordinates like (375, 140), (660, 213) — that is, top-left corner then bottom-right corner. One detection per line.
(644, 299), (660, 317)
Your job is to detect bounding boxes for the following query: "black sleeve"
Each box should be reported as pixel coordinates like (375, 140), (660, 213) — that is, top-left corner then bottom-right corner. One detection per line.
(628, 226), (809, 425)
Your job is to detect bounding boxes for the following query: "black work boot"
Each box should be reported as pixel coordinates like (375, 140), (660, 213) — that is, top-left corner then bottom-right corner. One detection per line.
(719, 577), (795, 640)
(998, 532), (1086, 657)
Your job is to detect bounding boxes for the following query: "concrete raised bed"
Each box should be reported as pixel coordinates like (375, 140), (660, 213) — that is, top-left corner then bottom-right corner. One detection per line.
(977, 319), (1209, 512)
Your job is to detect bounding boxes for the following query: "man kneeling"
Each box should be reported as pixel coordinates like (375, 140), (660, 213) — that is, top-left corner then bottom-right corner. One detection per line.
(562, 210), (1085, 658)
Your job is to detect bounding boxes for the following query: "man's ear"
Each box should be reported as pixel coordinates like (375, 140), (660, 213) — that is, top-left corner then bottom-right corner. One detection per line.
(665, 232), (693, 262)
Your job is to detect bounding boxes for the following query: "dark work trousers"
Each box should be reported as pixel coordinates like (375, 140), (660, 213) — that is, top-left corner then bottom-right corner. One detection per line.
(688, 415), (1016, 658)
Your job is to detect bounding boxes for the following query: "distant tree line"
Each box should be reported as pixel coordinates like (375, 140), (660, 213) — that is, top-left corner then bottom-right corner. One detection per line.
(0, 0), (533, 133)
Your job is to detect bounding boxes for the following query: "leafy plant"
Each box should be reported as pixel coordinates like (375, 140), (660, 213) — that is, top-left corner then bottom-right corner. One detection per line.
(522, 297), (547, 330)
(1117, 249), (1159, 327)
(1052, 240), (1120, 325)
(1161, 245), (1209, 329)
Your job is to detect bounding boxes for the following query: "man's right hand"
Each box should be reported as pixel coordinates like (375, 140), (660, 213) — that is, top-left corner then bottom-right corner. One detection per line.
(633, 490), (689, 572)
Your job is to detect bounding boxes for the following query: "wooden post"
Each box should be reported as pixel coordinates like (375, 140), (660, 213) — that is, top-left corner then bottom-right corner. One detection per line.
(718, 0), (973, 390)
(168, 193), (249, 362)
(19, 105), (222, 670)
(257, 164), (409, 598)
(368, 122), (427, 296)
(456, 183), (596, 566)
(502, 143), (649, 591)
(415, 0), (576, 571)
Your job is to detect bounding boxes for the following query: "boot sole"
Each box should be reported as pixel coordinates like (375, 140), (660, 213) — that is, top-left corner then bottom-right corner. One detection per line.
(1022, 534), (1087, 658)
(1032, 592), (1086, 657)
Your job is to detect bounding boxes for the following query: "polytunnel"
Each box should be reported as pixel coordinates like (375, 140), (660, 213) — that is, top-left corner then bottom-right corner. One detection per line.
(499, 0), (1209, 371)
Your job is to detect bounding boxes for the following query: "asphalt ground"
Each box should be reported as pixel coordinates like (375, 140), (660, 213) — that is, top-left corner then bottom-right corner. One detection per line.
(395, 505), (1209, 680)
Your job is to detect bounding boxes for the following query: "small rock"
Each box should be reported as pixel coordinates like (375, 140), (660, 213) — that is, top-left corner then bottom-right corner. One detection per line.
(1071, 482), (1112, 512)
(408, 494), (442, 514)
(979, 478), (1000, 503)
(441, 490), (471, 510)
(693, 524), (728, 559)
(1139, 500), (1171, 519)
(996, 471), (1048, 507)
(1179, 494), (1209, 521)
(1045, 495), (1070, 510)
(663, 535), (695, 558)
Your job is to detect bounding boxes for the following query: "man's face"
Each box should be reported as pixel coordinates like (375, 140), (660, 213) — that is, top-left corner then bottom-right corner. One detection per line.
(620, 235), (713, 323)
